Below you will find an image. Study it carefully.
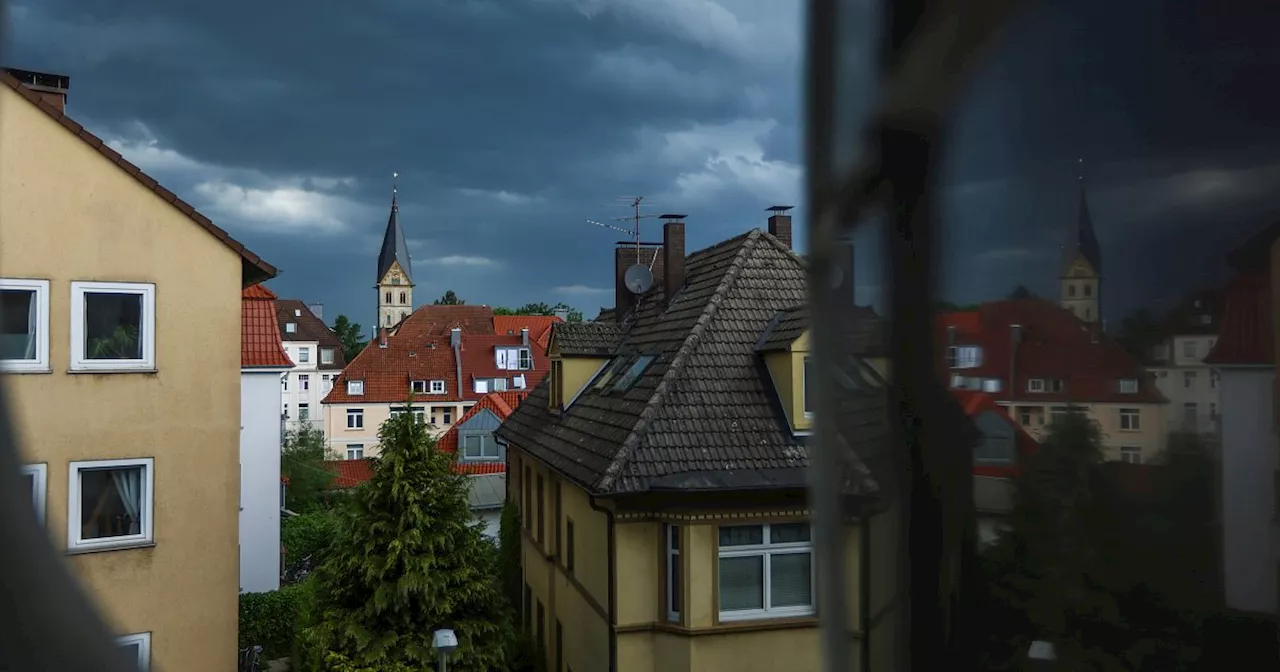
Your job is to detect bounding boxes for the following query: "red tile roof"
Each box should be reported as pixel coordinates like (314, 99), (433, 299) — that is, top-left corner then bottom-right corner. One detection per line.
(1205, 271), (1274, 366)
(0, 71), (277, 287)
(327, 458), (373, 489)
(950, 390), (1040, 479)
(242, 285), (294, 369)
(323, 306), (556, 404)
(493, 315), (560, 351)
(936, 299), (1166, 404)
(436, 391), (529, 469)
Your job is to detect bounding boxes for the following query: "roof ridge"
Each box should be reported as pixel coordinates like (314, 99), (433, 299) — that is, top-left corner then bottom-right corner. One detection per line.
(756, 228), (809, 267)
(596, 229), (764, 492)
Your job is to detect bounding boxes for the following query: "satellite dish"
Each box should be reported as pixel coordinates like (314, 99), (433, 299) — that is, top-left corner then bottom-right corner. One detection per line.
(624, 264), (653, 294)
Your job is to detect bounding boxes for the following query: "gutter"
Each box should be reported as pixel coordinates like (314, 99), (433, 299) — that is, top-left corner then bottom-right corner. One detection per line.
(588, 495), (618, 672)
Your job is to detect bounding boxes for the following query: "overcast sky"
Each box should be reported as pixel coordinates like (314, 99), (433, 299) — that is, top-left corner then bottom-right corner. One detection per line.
(8, 0), (1279, 329)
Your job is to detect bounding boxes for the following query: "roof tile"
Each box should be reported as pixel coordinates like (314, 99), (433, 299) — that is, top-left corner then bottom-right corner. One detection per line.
(242, 284), (294, 369)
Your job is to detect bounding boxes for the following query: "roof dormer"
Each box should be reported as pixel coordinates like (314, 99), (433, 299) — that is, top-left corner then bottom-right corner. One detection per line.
(545, 322), (622, 412)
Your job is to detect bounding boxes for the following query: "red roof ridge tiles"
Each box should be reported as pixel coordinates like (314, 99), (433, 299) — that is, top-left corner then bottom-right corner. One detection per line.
(242, 284), (294, 369)
(436, 391), (529, 461)
(0, 71), (276, 286)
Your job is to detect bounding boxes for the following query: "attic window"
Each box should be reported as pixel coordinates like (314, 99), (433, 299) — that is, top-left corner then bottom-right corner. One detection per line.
(1027, 378), (1045, 393)
(294, 309), (301, 317)
(411, 380), (427, 394)
(611, 355), (656, 393)
(947, 346), (981, 369)
(1119, 378), (1139, 394)
(347, 380), (364, 396)
(592, 357), (631, 391)
(285, 322), (297, 333)
(430, 379), (446, 394)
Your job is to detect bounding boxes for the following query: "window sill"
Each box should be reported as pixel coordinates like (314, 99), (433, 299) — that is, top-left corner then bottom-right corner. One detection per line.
(0, 366), (52, 374)
(718, 610), (816, 625)
(66, 540), (156, 556)
(630, 615), (822, 636)
(67, 367), (157, 375)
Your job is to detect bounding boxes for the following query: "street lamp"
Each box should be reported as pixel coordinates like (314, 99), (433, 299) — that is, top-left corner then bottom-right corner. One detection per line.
(432, 628), (458, 672)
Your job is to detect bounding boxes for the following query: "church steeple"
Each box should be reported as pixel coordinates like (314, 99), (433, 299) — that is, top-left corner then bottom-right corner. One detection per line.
(375, 173), (414, 328)
(1059, 159), (1102, 324)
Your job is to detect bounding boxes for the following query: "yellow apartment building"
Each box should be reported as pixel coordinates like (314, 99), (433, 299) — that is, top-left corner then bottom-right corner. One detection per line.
(496, 215), (973, 672)
(1, 68), (277, 671)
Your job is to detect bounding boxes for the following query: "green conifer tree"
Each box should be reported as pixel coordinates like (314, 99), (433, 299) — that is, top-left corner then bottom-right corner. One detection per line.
(300, 408), (510, 670)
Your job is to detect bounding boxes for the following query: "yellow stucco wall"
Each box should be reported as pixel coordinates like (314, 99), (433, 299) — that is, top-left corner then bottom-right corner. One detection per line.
(557, 356), (609, 408)
(0, 84), (244, 671)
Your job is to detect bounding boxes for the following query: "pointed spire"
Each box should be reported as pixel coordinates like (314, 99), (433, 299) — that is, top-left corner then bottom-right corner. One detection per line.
(377, 172), (413, 284)
(1061, 159), (1102, 276)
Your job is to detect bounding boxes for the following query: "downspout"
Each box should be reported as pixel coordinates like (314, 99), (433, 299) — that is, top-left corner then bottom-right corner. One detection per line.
(451, 328), (464, 397)
(860, 511), (873, 672)
(588, 495), (618, 672)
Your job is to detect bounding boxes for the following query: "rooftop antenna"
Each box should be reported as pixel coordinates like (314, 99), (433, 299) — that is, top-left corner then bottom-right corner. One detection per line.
(583, 195), (662, 266)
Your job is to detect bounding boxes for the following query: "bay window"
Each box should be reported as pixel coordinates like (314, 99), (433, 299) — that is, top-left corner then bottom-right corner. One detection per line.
(717, 522), (814, 621)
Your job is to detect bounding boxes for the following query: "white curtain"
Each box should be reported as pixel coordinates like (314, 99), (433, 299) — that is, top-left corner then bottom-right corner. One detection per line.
(495, 349), (509, 369)
(22, 293), (35, 359)
(111, 468), (142, 535)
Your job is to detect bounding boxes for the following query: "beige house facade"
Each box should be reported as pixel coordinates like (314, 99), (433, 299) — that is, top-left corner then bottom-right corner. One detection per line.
(2, 68), (276, 671)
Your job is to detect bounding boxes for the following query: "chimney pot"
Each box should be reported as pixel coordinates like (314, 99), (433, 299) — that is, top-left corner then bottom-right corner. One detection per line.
(450, 327), (462, 348)
(521, 327), (530, 346)
(662, 216), (686, 301)
(767, 205), (794, 250)
(308, 302), (324, 321)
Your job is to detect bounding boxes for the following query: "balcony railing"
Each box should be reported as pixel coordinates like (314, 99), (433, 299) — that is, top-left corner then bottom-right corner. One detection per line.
(1167, 418), (1219, 435)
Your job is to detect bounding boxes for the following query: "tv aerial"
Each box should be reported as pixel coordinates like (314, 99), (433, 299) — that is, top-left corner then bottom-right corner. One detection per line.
(584, 196), (663, 295)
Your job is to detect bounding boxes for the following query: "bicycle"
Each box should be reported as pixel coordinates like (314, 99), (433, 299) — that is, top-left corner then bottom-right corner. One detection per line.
(238, 645), (263, 672)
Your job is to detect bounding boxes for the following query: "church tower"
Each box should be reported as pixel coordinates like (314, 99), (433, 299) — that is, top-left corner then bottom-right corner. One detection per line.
(375, 177), (414, 328)
(1059, 161), (1103, 325)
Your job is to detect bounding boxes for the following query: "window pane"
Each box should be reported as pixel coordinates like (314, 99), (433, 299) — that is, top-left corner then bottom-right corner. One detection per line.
(670, 551), (682, 614)
(719, 555), (764, 611)
(84, 292), (143, 360)
(719, 525), (764, 547)
(770, 552), (813, 608)
(464, 435), (481, 456)
(769, 523), (811, 544)
(80, 466), (145, 539)
(804, 357), (814, 413)
(0, 289), (36, 360)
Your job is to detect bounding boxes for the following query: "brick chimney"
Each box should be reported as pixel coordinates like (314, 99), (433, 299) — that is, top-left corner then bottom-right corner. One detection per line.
(307, 303), (324, 321)
(5, 68), (70, 113)
(661, 214), (686, 299)
(614, 243), (663, 317)
(767, 205), (794, 249)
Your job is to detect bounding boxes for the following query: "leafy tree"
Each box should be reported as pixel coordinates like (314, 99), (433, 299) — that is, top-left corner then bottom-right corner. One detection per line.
(497, 500), (522, 610)
(1115, 308), (1163, 360)
(282, 424), (336, 513)
(492, 301), (584, 322)
(282, 511), (339, 584)
(299, 408), (510, 670)
(330, 315), (367, 363)
(434, 290), (465, 305)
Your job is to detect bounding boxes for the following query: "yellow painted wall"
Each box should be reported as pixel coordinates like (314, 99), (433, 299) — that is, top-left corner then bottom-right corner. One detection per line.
(557, 356), (608, 408)
(0, 84), (244, 671)
(322, 401), (470, 456)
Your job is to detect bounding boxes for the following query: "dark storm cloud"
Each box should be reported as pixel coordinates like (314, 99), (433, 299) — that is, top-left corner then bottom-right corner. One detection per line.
(8, 0), (1280, 327)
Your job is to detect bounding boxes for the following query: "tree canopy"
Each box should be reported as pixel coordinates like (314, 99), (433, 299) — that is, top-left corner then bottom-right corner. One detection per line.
(434, 290), (465, 305)
(299, 410), (510, 670)
(330, 315), (367, 363)
(492, 301), (584, 322)
(282, 424), (335, 513)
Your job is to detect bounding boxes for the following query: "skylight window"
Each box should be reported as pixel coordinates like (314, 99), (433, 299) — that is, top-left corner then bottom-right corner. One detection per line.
(611, 355), (656, 393)
(591, 357), (631, 391)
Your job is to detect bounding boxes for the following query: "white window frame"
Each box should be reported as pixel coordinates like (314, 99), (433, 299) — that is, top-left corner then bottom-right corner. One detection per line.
(298, 347), (311, 364)
(70, 281), (156, 372)
(1120, 447), (1142, 464)
(667, 524), (681, 622)
(299, 374), (310, 391)
(1183, 371), (1196, 389)
(1027, 378), (1045, 393)
(347, 445), (364, 460)
(22, 463), (47, 523)
(411, 379), (427, 394)
(347, 380), (364, 396)
(117, 632), (151, 671)
(518, 347), (533, 370)
(1119, 378), (1138, 394)
(461, 433), (501, 461)
(67, 458), (155, 552)
(1119, 408), (1141, 431)
(298, 403), (310, 421)
(429, 379), (446, 394)
(953, 345), (981, 369)
(285, 322), (297, 333)
(320, 347), (335, 365)
(717, 523), (815, 622)
(0, 277), (50, 373)
(346, 408), (364, 429)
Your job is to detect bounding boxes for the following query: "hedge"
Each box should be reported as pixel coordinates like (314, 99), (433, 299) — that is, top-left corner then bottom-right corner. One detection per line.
(239, 581), (314, 660)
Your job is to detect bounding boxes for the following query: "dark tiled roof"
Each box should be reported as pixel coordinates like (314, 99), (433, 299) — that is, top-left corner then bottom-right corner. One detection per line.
(936, 299), (1166, 404)
(377, 195), (413, 283)
(755, 304), (886, 354)
(498, 229), (890, 497)
(242, 285), (294, 369)
(594, 307), (618, 323)
(1061, 186), (1103, 276)
(551, 322), (623, 356)
(0, 71), (277, 287)
(1204, 271), (1274, 366)
(274, 299), (347, 370)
